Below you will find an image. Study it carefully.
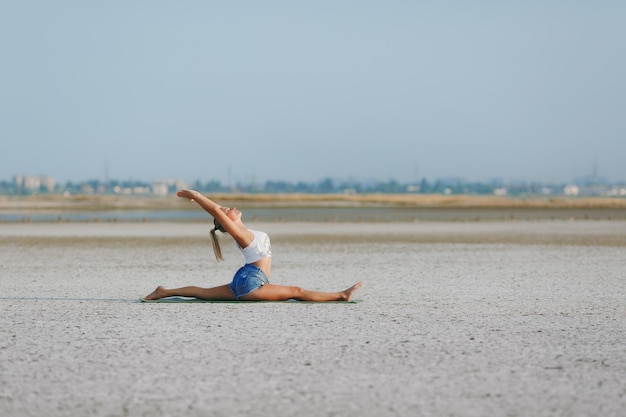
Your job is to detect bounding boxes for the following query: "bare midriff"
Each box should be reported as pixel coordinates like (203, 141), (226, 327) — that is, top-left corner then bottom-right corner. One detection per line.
(252, 257), (272, 278)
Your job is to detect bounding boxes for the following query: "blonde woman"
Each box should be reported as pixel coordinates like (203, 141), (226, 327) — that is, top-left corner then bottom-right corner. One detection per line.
(144, 190), (362, 302)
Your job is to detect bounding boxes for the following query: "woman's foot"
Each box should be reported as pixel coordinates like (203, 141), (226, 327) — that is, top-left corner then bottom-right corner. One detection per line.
(342, 282), (362, 302)
(144, 286), (168, 300)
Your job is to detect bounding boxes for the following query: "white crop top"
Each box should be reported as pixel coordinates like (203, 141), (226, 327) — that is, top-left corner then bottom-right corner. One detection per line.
(236, 229), (272, 264)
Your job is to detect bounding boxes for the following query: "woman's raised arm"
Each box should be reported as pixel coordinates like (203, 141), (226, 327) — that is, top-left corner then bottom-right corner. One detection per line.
(177, 190), (253, 247)
(177, 190), (220, 215)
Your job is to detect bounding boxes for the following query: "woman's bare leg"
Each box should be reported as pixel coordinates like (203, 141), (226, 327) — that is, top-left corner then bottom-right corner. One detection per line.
(241, 281), (362, 302)
(144, 284), (235, 301)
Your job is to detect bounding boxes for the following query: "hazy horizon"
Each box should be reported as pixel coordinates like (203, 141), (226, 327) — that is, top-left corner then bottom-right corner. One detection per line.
(2, 1), (625, 184)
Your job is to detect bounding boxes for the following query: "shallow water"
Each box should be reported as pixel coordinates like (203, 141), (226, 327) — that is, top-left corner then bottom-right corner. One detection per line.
(1, 206), (625, 223)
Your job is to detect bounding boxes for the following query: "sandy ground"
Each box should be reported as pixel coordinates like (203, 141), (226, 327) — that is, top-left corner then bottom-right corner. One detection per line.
(1, 221), (625, 417)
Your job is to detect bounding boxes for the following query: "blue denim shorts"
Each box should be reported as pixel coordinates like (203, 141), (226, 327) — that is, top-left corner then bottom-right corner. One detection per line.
(229, 264), (269, 299)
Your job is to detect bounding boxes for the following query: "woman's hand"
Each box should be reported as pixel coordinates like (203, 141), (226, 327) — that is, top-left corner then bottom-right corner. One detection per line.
(177, 189), (198, 202)
(176, 190), (224, 223)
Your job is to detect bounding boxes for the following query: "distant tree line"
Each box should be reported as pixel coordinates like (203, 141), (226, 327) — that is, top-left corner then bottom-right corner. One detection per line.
(2, 176), (618, 197)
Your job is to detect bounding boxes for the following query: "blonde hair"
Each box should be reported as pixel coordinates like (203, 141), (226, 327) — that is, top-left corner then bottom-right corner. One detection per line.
(210, 218), (226, 261)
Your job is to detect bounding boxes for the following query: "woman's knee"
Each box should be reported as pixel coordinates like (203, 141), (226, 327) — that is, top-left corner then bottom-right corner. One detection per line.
(290, 286), (305, 298)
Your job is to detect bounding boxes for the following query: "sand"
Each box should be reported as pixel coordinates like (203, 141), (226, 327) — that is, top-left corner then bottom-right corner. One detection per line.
(1, 220), (625, 416)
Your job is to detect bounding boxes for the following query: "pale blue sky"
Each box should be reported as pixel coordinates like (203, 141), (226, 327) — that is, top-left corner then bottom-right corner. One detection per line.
(1, 1), (625, 184)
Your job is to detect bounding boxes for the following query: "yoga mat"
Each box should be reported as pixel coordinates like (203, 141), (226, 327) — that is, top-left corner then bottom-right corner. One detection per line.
(140, 297), (362, 304)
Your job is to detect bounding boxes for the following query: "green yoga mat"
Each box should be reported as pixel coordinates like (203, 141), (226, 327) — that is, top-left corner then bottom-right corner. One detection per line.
(140, 297), (362, 304)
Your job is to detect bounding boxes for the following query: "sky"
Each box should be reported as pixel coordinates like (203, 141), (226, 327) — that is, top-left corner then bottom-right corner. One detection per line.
(1, 0), (625, 185)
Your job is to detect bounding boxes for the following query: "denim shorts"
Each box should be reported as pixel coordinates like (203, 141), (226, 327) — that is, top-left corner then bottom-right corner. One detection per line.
(229, 264), (269, 299)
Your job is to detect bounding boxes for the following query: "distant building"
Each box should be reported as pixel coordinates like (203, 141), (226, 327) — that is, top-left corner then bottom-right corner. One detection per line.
(152, 182), (169, 196)
(14, 175), (56, 193)
(406, 185), (420, 193)
(152, 179), (189, 196)
(564, 185), (579, 196)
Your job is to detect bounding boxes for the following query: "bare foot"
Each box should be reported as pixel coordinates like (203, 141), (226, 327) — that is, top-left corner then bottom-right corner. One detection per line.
(144, 286), (168, 300)
(342, 281), (362, 302)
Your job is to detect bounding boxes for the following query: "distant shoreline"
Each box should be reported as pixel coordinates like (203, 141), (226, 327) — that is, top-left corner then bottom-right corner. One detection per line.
(1, 193), (626, 211)
(1, 194), (625, 223)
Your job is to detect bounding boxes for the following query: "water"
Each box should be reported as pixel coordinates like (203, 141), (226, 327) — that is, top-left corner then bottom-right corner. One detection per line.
(1, 206), (624, 222)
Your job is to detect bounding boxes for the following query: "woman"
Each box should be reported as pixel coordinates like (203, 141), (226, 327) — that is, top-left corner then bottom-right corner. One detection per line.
(144, 190), (362, 302)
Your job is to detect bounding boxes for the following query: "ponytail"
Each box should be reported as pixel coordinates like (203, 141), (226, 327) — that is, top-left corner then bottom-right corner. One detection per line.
(210, 218), (226, 261)
(210, 228), (224, 261)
